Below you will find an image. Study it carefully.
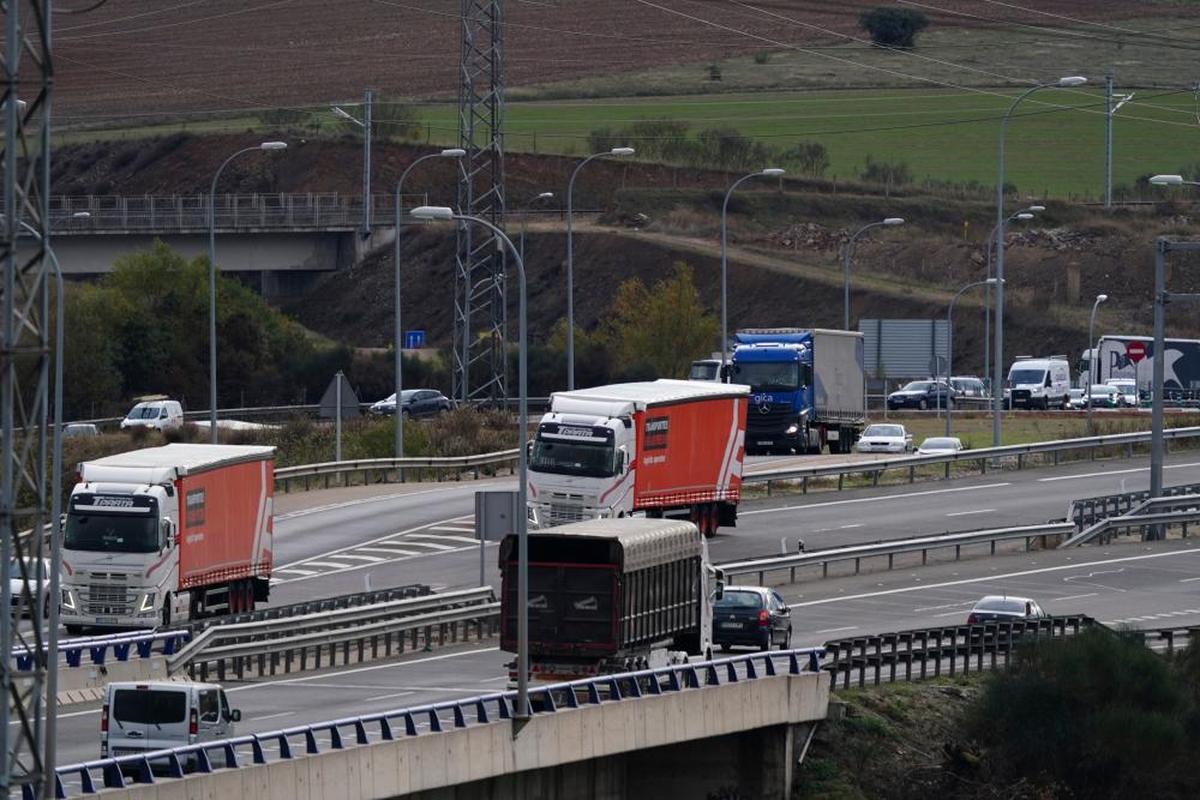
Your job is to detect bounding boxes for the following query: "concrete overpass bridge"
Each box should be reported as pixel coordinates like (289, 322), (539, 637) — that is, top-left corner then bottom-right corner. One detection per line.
(35, 193), (420, 296)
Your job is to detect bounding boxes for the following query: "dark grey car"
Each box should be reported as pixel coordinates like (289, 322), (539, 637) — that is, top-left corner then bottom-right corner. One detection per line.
(713, 586), (792, 651)
(967, 595), (1047, 624)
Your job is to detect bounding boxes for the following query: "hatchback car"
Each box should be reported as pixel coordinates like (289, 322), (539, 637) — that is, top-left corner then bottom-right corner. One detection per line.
(369, 389), (452, 418)
(1086, 384), (1120, 409)
(713, 586), (792, 651)
(967, 595), (1047, 624)
(1067, 388), (1086, 410)
(63, 423), (100, 438)
(1106, 379), (1138, 407)
(886, 380), (953, 411)
(855, 424), (913, 454)
(8, 557), (49, 617)
(916, 436), (963, 455)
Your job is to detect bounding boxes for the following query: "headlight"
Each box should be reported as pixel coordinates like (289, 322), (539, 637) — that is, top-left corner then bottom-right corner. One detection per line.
(785, 424), (799, 435)
(139, 592), (156, 613)
(61, 589), (75, 610)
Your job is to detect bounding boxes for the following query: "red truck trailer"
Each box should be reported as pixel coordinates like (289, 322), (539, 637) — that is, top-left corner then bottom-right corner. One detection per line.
(527, 379), (749, 536)
(62, 444), (274, 630)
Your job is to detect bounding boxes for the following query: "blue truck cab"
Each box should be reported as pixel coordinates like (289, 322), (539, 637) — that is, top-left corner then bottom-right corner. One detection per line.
(731, 328), (865, 455)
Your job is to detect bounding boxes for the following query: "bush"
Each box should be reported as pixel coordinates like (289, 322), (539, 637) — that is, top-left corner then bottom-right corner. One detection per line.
(859, 155), (912, 188)
(258, 108), (311, 128)
(780, 141), (830, 177)
(859, 7), (930, 48)
(753, 51), (770, 64)
(970, 628), (1200, 798)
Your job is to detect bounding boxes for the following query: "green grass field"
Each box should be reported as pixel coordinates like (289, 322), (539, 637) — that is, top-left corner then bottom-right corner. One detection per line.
(408, 87), (1200, 199)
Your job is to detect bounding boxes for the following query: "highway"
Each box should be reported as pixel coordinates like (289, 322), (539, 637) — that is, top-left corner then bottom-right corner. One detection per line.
(44, 449), (1200, 766)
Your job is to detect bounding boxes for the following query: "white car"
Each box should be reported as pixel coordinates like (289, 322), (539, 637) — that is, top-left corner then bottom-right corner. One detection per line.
(855, 424), (913, 454)
(916, 436), (963, 455)
(1106, 379), (1138, 407)
(8, 558), (49, 617)
(119, 399), (184, 432)
(1067, 388), (1086, 410)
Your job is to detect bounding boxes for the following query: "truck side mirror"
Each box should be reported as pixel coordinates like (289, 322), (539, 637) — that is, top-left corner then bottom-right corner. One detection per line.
(714, 580), (724, 602)
(160, 520), (171, 549)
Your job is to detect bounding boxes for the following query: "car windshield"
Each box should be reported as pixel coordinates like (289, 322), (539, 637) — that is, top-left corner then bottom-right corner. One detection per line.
(900, 381), (933, 392)
(111, 689), (187, 725)
(731, 362), (800, 392)
(125, 404), (161, 420)
(689, 362), (719, 381)
(7, 559), (46, 580)
(975, 597), (1028, 613)
(920, 438), (958, 450)
(1069, 389), (1083, 398)
(65, 512), (159, 554)
(715, 590), (763, 609)
(864, 425), (904, 437)
(530, 438), (617, 478)
(1009, 369), (1046, 385)
(1090, 385), (1115, 394)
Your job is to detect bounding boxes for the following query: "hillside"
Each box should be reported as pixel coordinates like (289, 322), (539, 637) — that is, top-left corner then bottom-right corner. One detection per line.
(52, 133), (1200, 376)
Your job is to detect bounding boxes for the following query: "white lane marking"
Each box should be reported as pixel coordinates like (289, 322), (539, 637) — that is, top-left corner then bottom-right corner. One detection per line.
(405, 533), (480, 545)
(252, 712), (295, 723)
(429, 526), (476, 534)
(297, 561), (355, 570)
(274, 513), (469, 572)
(1037, 461), (1200, 483)
(946, 508), (995, 517)
(839, 524), (863, 530)
(354, 546), (422, 556)
(933, 610), (970, 618)
(224, 647), (500, 692)
(742, 482), (1012, 517)
(913, 600), (975, 613)
(813, 625), (858, 634)
(384, 540), (455, 551)
(272, 567), (317, 576)
(477, 676), (510, 684)
(273, 542), (498, 586)
(335, 554), (386, 563)
(8, 707), (100, 725)
(1179, 576), (1200, 583)
(788, 546), (1200, 609)
(365, 691), (416, 703)
(1054, 593), (1099, 602)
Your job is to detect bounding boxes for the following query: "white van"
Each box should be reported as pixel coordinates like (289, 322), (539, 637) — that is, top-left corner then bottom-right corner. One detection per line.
(1006, 356), (1071, 410)
(101, 681), (240, 759)
(119, 399), (184, 432)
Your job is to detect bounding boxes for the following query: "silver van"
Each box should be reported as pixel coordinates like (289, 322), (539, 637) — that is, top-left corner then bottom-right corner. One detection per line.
(101, 681), (240, 759)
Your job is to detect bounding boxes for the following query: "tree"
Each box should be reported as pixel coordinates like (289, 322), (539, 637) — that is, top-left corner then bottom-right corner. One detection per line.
(858, 7), (929, 49)
(602, 262), (718, 379)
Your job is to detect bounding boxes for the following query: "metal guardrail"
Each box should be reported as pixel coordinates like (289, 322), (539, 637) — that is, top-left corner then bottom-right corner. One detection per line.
(823, 615), (1099, 689)
(273, 449), (519, 491)
(12, 630), (189, 672)
(744, 426), (1200, 495)
(718, 522), (1075, 584)
(49, 646), (824, 799)
(169, 587), (498, 680)
(1068, 482), (1200, 528)
(191, 582), (431, 632)
(1060, 496), (1200, 547)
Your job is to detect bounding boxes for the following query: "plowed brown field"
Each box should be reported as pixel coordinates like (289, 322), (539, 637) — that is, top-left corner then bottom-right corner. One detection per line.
(54, 0), (1193, 122)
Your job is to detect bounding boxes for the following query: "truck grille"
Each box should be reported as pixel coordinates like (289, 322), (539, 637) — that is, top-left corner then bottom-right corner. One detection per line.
(746, 403), (792, 434)
(82, 573), (133, 615)
(548, 504), (586, 525)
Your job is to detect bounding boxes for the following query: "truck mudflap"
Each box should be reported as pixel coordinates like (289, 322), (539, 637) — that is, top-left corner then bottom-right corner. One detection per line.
(718, 501), (738, 528)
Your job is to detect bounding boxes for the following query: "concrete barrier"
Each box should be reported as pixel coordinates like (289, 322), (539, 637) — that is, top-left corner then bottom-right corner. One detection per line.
(108, 671), (829, 800)
(55, 657), (167, 706)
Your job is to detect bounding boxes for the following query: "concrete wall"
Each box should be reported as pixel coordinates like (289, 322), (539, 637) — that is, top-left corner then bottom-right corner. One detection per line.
(108, 671), (829, 800)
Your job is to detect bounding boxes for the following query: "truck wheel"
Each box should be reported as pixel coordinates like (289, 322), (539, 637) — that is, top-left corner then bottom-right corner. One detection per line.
(65, 624), (83, 636)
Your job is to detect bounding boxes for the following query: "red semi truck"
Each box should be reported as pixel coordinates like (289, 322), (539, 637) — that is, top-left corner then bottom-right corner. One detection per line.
(527, 379), (749, 537)
(61, 444), (275, 632)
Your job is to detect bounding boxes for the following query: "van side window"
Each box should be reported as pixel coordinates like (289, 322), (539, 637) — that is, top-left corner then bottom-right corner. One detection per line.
(198, 689), (219, 723)
(219, 691), (231, 721)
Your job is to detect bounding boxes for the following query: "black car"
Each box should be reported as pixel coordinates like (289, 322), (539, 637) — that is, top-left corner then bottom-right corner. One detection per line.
(713, 586), (792, 651)
(966, 595), (1047, 624)
(886, 380), (953, 411)
(368, 389), (452, 418)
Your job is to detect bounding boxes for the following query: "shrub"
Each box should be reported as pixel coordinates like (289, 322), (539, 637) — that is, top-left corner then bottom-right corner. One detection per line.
(753, 51), (771, 64)
(859, 155), (911, 188)
(858, 7), (930, 48)
(707, 63), (722, 81)
(258, 108), (310, 128)
(781, 141), (830, 177)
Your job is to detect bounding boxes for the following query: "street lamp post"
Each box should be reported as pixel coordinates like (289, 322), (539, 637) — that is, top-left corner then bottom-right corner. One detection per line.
(721, 168), (785, 364)
(409, 204), (532, 721)
(1085, 293), (1109, 434)
(947, 278), (1000, 437)
(208, 142), (287, 443)
(993, 77), (1087, 447)
(983, 207), (1041, 382)
(333, 89), (374, 237)
(520, 191), (555, 265)
(391, 148), (465, 459)
(841, 217), (904, 331)
(566, 147), (634, 390)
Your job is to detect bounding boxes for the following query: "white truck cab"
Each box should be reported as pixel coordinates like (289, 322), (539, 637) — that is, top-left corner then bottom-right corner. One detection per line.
(1006, 356), (1071, 410)
(101, 681), (240, 760)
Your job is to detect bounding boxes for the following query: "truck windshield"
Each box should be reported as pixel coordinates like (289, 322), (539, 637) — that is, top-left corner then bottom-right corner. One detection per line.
(65, 512), (159, 553)
(689, 362), (719, 380)
(530, 438), (616, 478)
(1009, 369), (1046, 385)
(732, 362), (800, 392)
